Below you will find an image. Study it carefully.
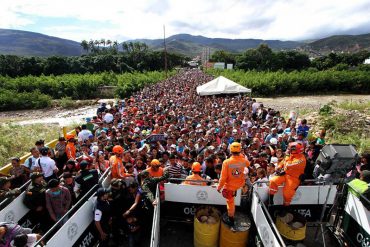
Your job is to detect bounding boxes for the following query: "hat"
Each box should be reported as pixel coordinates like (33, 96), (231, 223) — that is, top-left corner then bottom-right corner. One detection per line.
(47, 179), (60, 188)
(254, 163), (261, 169)
(170, 144), (177, 149)
(86, 118), (91, 123)
(79, 160), (89, 170)
(30, 172), (44, 181)
(270, 157), (278, 164)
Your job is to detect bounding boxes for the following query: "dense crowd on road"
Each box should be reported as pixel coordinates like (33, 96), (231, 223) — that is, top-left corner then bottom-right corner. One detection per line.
(1, 69), (370, 247)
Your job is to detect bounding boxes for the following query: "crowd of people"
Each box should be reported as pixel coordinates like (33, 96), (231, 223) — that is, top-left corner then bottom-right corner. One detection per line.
(1, 69), (370, 246)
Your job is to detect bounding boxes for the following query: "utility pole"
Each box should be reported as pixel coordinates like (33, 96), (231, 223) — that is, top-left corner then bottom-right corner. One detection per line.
(163, 25), (168, 78)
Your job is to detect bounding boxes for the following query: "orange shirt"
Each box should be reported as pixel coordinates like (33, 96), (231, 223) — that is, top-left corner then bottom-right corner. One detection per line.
(217, 154), (250, 191)
(66, 143), (76, 160)
(183, 174), (206, 186)
(146, 167), (164, 178)
(110, 155), (129, 179)
(278, 153), (306, 178)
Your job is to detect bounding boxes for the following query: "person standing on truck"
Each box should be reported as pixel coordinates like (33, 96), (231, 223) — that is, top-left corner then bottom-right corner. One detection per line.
(33, 147), (58, 182)
(269, 142), (306, 206)
(217, 142), (250, 226)
(183, 162), (206, 186)
(94, 188), (112, 247)
(23, 147), (40, 174)
(74, 161), (99, 200)
(23, 172), (50, 232)
(45, 179), (71, 224)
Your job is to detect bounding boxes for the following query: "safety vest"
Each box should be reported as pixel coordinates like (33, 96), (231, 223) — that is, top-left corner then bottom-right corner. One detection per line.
(348, 179), (369, 197)
(279, 153), (306, 178)
(110, 156), (127, 179)
(218, 154), (250, 191)
(66, 143), (76, 160)
(146, 167), (164, 178)
(183, 174), (206, 186)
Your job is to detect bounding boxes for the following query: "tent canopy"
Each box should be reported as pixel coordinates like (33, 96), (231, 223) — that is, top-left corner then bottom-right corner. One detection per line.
(196, 76), (251, 96)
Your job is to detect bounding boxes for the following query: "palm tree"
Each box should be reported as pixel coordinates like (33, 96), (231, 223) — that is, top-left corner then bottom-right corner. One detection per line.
(113, 40), (119, 52)
(100, 38), (106, 47)
(106, 39), (112, 48)
(80, 40), (89, 53)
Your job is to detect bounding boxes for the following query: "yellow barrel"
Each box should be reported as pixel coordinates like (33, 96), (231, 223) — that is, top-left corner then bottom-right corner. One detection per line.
(275, 211), (306, 241)
(194, 206), (221, 247)
(220, 212), (251, 247)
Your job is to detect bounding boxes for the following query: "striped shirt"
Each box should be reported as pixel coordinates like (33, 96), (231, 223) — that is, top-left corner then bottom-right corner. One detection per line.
(168, 164), (182, 178)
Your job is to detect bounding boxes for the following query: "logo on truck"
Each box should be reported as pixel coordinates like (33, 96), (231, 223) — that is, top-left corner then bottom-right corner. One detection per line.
(196, 190), (208, 201)
(67, 222), (78, 240)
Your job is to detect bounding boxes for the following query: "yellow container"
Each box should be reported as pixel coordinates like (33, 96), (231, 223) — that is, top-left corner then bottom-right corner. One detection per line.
(194, 206), (221, 247)
(276, 212), (306, 241)
(220, 212), (251, 247)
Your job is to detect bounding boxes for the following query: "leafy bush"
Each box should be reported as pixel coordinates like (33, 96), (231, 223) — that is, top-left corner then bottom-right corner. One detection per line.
(319, 104), (333, 116)
(0, 89), (52, 111)
(208, 69), (370, 96)
(59, 97), (75, 108)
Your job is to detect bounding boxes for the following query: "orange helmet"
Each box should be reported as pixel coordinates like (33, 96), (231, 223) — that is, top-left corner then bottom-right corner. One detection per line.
(66, 134), (75, 140)
(192, 162), (202, 172)
(289, 142), (304, 154)
(230, 142), (241, 153)
(112, 145), (124, 154)
(151, 159), (160, 166)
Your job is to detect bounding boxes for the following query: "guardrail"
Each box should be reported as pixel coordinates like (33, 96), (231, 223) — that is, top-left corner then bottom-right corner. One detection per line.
(34, 168), (110, 246)
(150, 184), (160, 247)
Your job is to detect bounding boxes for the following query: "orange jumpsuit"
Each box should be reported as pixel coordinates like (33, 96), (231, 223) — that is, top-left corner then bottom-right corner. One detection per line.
(146, 167), (164, 178)
(217, 154), (250, 217)
(183, 174), (206, 186)
(110, 155), (130, 179)
(65, 142), (76, 160)
(269, 153), (306, 205)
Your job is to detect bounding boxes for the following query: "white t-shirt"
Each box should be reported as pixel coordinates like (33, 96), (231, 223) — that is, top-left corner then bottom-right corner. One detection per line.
(103, 113), (114, 123)
(78, 129), (92, 142)
(33, 156), (57, 177)
(11, 233), (38, 247)
(23, 156), (38, 170)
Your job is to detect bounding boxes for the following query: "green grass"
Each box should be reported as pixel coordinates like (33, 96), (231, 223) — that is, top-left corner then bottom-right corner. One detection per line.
(0, 123), (62, 166)
(337, 100), (370, 113)
(328, 131), (370, 154)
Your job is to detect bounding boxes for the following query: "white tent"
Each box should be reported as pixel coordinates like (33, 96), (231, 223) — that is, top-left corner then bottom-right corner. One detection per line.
(196, 76), (251, 96)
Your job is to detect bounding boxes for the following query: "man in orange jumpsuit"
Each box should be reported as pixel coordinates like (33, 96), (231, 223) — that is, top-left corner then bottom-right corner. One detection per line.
(217, 142), (250, 226)
(110, 145), (131, 179)
(146, 159), (164, 178)
(65, 134), (76, 160)
(183, 162), (206, 186)
(269, 142), (306, 206)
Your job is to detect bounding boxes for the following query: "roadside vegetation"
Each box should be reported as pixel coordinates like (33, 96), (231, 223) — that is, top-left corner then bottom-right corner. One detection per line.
(0, 71), (173, 110)
(300, 100), (370, 154)
(0, 123), (61, 166)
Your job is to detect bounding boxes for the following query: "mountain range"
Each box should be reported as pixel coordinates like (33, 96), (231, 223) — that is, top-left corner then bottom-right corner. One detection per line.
(0, 29), (369, 57)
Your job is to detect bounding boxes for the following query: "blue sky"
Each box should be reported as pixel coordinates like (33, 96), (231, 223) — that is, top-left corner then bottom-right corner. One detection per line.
(1, 0), (370, 42)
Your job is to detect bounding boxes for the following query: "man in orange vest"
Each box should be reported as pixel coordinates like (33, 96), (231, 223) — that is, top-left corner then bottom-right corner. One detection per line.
(217, 142), (250, 226)
(146, 159), (164, 178)
(183, 162), (206, 186)
(269, 142), (306, 206)
(65, 134), (76, 160)
(110, 145), (131, 179)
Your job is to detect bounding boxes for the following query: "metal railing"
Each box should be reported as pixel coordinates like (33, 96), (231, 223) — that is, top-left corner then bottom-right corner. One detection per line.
(0, 179), (31, 210)
(34, 167), (111, 246)
(150, 184), (161, 247)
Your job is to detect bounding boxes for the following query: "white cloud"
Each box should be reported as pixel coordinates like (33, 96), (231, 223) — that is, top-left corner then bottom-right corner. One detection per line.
(0, 0), (369, 41)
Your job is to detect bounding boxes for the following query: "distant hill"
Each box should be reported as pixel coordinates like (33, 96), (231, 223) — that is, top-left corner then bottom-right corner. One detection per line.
(300, 33), (370, 55)
(133, 34), (303, 56)
(0, 29), (83, 57)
